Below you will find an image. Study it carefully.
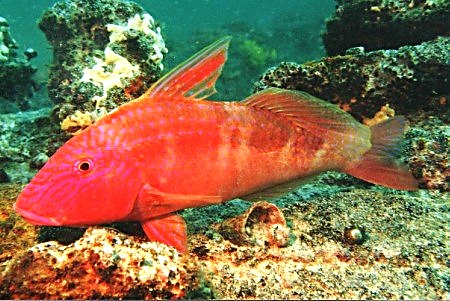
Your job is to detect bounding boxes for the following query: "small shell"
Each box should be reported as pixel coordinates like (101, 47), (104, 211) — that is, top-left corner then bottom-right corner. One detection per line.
(219, 201), (290, 247)
(343, 227), (366, 245)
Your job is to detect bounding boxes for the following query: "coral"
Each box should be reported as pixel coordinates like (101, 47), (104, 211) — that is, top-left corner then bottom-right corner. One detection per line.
(81, 47), (140, 107)
(39, 0), (167, 134)
(0, 227), (197, 299)
(254, 37), (449, 122)
(218, 201), (290, 247)
(0, 16), (37, 110)
(322, 0), (450, 55)
(60, 110), (94, 135)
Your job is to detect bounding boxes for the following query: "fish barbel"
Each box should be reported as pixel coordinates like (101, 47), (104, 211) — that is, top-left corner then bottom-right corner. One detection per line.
(15, 37), (417, 253)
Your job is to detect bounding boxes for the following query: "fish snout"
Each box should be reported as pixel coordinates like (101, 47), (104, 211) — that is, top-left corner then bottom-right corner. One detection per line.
(14, 197), (62, 226)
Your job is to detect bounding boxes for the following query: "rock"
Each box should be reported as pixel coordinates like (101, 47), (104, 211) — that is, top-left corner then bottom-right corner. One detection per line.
(190, 189), (448, 299)
(322, 0), (450, 55)
(29, 153), (49, 169)
(0, 180), (447, 299)
(23, 48), (37, 61)
(0, 227), (197, 299)
(405, 114), (449, 191)
(254, 37), (449, 121)
(0, 108), (64, 183)
(254, 40), (449, 189)
(0, 170), (9, 183)
(39, 0), (167, 134)
(0, 184), (37, 264)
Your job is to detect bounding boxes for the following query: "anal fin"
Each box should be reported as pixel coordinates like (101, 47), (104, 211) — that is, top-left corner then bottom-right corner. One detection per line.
(141, 214), (188, 253)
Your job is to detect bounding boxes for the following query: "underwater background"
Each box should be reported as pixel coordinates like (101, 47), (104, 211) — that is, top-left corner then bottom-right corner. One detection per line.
(0, 0), (448, 299)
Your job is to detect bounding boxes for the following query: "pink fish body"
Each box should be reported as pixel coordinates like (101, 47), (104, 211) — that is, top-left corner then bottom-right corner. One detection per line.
(15, 37), (417, 252)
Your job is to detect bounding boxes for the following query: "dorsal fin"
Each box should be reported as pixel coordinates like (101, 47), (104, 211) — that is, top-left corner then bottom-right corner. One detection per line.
(143, 36), (231, 100)
(243, 88), (371, 156)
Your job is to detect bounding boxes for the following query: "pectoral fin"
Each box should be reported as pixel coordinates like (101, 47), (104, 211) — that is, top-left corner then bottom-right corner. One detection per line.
(131, 184), (223, 219)
(141, 214), (188, 253)
(131, 184), (223, 253)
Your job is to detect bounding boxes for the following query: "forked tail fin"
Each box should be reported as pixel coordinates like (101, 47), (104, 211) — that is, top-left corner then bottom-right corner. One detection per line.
(343, 116), (418, 190)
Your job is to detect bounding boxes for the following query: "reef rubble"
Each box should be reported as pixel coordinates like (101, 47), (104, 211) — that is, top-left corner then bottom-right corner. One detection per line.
(1, 226), (195, 299)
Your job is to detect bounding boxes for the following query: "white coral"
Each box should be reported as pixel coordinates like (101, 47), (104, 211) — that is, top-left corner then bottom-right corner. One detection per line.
(81, 47), (140, 107)
(107, 13), (167, 65)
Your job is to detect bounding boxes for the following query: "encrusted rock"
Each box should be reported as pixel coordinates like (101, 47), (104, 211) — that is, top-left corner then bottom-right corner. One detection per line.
(39, 0), (167, 134)
(322, 0), (450, 55)
(254, 37), (449, 121)
(219, 201), (290, 247)
(0, 108), (62, 183)
(0, 227), (197, 299)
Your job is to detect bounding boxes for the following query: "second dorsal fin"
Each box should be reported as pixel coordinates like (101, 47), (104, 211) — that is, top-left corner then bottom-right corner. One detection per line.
(143, 36), (231, 100)
(243, 88), (371, 156)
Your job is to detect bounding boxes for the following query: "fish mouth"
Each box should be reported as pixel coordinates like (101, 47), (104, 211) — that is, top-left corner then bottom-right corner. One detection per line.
(13, 202), (62, 226)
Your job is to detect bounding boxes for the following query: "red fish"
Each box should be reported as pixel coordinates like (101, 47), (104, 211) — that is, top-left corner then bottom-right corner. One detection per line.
(14, 37), (417, 253)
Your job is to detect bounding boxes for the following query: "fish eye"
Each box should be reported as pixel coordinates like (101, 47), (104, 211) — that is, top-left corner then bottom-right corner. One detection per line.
(74, 158), (94, 174)
(79, 161), (90, 171)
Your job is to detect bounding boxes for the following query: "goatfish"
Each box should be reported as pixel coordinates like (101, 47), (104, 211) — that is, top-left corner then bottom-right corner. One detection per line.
(14, 37), (417, 253)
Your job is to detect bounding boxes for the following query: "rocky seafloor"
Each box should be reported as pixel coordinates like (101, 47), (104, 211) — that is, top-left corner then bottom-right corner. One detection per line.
(0, 176), (448, 299)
